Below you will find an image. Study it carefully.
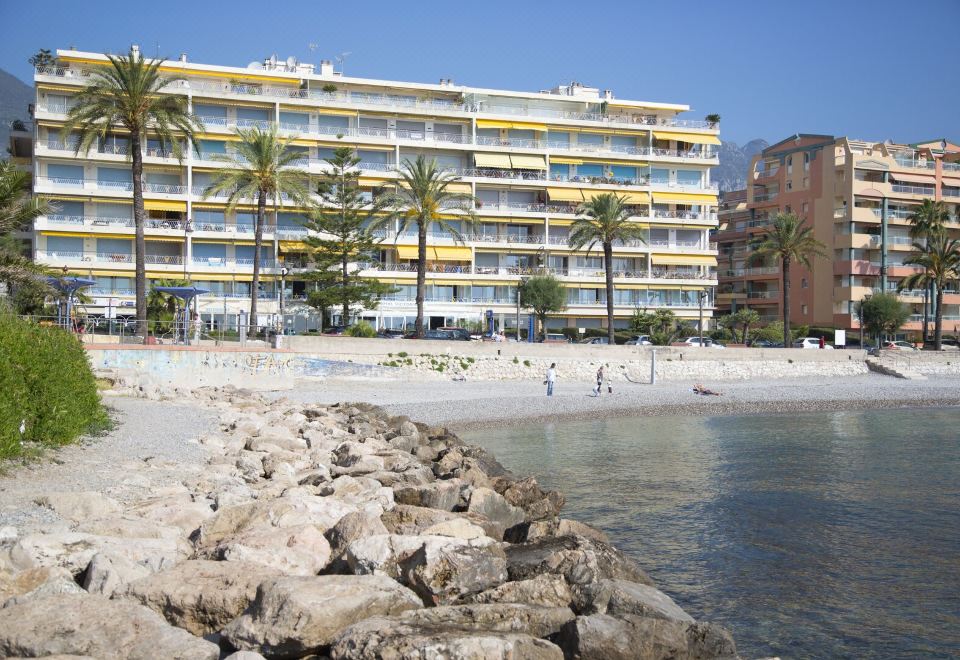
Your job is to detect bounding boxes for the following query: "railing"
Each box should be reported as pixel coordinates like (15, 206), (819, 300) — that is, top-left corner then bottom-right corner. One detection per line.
(754, 167), (780, 178)
(745, 266), (779, 275)
(894, 157), (935, 170)
(892, 184), (935, 195)
(42, 214), (187, 231)
(192, 257), (278, 268)
(145, 254), (183, 265)
(747, 290), (780, 299)
(36, 65), (718, 131)
(144, 182), (186, 194)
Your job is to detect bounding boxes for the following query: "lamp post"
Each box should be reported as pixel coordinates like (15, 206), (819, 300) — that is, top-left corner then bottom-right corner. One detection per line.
(698, 290), (708, 346)
(860, 293), (871, 349)
(182, 219), (193, 279)
(279, 266), (288, 335)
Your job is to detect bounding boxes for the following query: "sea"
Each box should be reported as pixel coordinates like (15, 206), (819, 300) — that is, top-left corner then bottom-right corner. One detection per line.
(460, 407), (960, 659)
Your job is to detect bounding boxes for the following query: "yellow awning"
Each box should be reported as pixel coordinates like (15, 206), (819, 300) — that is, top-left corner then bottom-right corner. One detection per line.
(477, 217), (512, 223)
(145, 236), (184, 242)
(653, 131), (721, 146)
(616, 191), (651, 204)
(650, 254), (718, 266)
(190, 273), (241, 281)
(427, 279), (474, 286)
(317, 109), (357, 117)
(474, 153), (512, 168)
(279, 241), (309, 250)
(444, 182), (473, 194)
(354, 144), (394, 151)
(396, 245), (472, 261)
(41, 231), (97, 238)
(38, 84), (81, 93)
(476, 119), (547, 131)
(548, 219), (574, 226)
(586, 158), (646, 168)
(83, 269), (133, 277)
(510, 154), (548, 170)
(358, 176), (393, 186)
(550, 157), (583, 165)
(547, 188), (585, 202)
(144, 200), (187, 212)
(652, 192), (718, 204)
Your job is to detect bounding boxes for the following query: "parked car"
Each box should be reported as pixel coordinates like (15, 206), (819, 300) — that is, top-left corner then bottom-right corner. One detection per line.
(324, 325), (347, 336)
(376, 329), (406, 339)
(437, 327), (474, 341)
(750, 339), (777, 348)
(579, 336), (610, 345)
(541, 333), (569, 343)
(883, 340), (919, 351)
(625, 335), (652, 345)
(684, 337), (726, 349)
(935, 338), (960, 351)
(794, 337), (834, 349)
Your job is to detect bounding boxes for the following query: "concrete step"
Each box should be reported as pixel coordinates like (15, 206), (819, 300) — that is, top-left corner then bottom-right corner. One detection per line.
(865, 358), (928, 380)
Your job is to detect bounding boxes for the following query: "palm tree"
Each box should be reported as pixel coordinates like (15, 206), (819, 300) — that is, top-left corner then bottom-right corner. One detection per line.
(733, 307), (761, 344)
(0, 161), (52, 288)
(749, 212), (826, 347)
(901, 229), (960, 350)
(569, 193), (646, 344)
(906, 199), (950, 341)
(203, 125), (312, 332)
(375, 156), (476, 337)
(62, 48), (202, 338)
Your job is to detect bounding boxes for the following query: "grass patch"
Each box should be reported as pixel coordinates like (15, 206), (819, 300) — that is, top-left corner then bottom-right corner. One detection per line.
(523, 359), (531, 367)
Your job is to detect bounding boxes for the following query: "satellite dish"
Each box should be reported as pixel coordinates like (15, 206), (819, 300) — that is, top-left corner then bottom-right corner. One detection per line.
(269, 54), (278, 66)
(248, 61), (264, 69)
(286, 56), (297, 70)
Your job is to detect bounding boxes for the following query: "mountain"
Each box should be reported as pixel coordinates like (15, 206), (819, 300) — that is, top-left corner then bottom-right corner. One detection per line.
(715, 138), (769, 192)
(0, 68), (34, 156)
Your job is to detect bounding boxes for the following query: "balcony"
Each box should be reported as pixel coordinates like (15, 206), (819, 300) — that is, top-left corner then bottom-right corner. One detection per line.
(191, 257), (278, 269)
(746, 290), (780, 300)
(753, 166), (780, 180)
(36, 65), (718, 132)
(36, 250), (184, 266)
(40, 214), (187, 232)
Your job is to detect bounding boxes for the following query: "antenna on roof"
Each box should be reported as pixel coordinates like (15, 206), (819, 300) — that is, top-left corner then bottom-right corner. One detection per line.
(335, 51), (352, 75)
(308, 43), (319, 52)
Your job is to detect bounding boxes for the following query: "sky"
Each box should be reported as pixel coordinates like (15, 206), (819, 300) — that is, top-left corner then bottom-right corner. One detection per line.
(0, 0), (957, 146)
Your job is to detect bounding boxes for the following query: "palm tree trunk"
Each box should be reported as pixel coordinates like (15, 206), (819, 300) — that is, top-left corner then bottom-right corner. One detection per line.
(604, 241), (615, 344)
(130, 133), (148, 342)
(922, 283), (929, 342)
(415, 221), (427, 338)
(934, 286), (944, 351)
(251, 190), (265, 335)
(782, 257), (791, 347)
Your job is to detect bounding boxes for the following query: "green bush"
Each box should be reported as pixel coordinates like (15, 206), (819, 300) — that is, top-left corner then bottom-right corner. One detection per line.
(346, 321), (376, 338)
(0, 313), (108, 460)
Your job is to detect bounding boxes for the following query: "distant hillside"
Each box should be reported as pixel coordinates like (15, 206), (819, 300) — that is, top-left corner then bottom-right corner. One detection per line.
(715, 138), (768, 192)
(0, 68), (34, 155)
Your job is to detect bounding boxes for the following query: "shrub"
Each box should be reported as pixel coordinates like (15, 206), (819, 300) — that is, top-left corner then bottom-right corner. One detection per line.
(346, 321), (376, 338)
(0, 313), (108, 460)
(523, 359), (531, 367)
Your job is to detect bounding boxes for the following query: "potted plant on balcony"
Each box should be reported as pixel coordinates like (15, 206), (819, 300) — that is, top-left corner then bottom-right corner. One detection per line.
(322, 84), (338, 93)
(705, 114), (721, 128)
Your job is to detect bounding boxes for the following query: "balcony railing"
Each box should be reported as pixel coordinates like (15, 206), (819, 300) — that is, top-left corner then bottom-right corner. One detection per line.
(192, 257), (277, 268)
(43, 215), (187, 231)
(892, 184), (935, 195)
(36, 250), (184, 266)
(36, 65), (718, 131)
(747, 290), (780, 299)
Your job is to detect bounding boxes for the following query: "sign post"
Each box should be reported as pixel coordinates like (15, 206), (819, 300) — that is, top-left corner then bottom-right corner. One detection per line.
(834, 329), (846, 349)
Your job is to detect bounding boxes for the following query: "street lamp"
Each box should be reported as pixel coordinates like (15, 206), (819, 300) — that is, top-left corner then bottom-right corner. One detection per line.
(182, 219), (193, 280)
(698, 290), (708, 346)
(279, 266), (289, 335)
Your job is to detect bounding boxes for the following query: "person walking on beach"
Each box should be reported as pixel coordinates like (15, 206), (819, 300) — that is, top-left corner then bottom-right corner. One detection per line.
(545, 363), (556, 396)
(593, 366), (604, 397)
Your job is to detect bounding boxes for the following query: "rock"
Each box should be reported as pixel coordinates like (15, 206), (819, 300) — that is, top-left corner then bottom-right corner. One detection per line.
(506, 518), (610, 544)
(212, 524), (332, 576)
(329, 615), (563, 660)
(34, 492), (121, 522)
(575, 579), (693, 622)
(493, 476), (565, 521)
(343, 533), (439, 579)
(505, 535), (654, 587)
(128, 497), (214, 536)
(381, 504), (500, 540)
(400, 539), (508, 605)
(221, 574), (421, 658)
(235, 452), (265, 482)
(325, 509), (389, 559)
(194, 496), (356, 549)
(0, 593), (219, 659)
(421, 517), (487, 540)
(224, 652), (267, 660)
(9, 533), (190, 576)
(467, 487), (526, 535)
(556, 613), (737, 660)
(365, 465), (435, 487)
(81, 552), (153, 597)
(393, 480), (461, 511)
(73, 516), (183, 541)
(389, 602), (575, 638)
(464, 574), (575, 609)
(0, 566), (83, 607)
(319, 475), (395, 510)
(119, 560), (280, 636)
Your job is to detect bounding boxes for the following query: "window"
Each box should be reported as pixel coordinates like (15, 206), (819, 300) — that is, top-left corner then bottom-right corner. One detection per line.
(786, 180), (793, 191)
(802, 202), (809, 214)
(787, 155), (793, 174)
(802, 305), (808, 315)
(803, 152), (810, 171)
(802, 278), (808, 288)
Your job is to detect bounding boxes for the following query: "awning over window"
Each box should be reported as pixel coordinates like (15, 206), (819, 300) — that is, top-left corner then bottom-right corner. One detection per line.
(616, 191), (651, 204)
(279, 241), (309, 250)
(144, 200), (187, 212)
(509, 154), (547, 170)
(476, 119), (547, 131)
(890, 173), (934, 185)
(444, 182), (473, 194)
(396, 245), (472, 261)
(547, 188), (585, 202)
(549, 157), (582, 165)
(474, 153), (512, 168)
(650, 254), (717, 266)
(653, 131), (721, 146)
(316, 108), (356, 117)
(652, 192), (717, 204)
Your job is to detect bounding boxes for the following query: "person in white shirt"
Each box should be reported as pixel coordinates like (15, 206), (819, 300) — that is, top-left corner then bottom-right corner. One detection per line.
(545, 363), (556, 396)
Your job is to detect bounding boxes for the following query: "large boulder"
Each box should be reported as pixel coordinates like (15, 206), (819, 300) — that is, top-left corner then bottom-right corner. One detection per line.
(0, 566), (83, 607)
(8, 533), (190, 576)
(210, 524), (332, 576)
(575, 579), (694, 621)
(381, 504), (500, 540)
(127, 496), (215, 536)
(329, 613), (563, 660)
(73, 516), (184, 541)
(118, 560), (280, 636)
(81, 552), (154, 597)
(393, 480), (462, 511)
(34, 492), (121, 522)
(318, 475), (395, 510)
(505, 535), (654, 587)
(463, 573), (575, 609)
(494, 476), (565, 520)
(467, 487), (526, 535)
(324, 508), (389, 560)
(390, 603), (575, 638)
(221, 574), (422, 658)
(556, 613), (737, 660)
(0, 593), (219, 659)
(344, 533), (466, 579)
(506, 518), (610, 544)
(400, 539), (508, 605)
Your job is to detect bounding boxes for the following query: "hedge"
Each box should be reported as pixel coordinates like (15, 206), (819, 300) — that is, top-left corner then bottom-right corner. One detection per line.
(0, 313), (108, 460)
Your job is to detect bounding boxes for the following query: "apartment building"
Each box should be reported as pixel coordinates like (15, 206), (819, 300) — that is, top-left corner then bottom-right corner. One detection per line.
(716, 134), (960, 339)
(29, 47), (720, 332)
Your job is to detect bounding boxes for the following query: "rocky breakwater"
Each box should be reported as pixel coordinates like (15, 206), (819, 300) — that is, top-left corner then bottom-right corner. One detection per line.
(0, 391), (738, 659)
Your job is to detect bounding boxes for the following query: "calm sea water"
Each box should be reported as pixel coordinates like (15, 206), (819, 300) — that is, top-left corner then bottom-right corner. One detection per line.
(460, 408), (960, 659)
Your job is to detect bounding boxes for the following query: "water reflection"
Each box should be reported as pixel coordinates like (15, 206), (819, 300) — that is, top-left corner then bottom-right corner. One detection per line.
(462, 408), (960, 658)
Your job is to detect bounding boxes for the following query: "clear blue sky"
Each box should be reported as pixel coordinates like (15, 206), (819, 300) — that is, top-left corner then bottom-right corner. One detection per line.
(1, 0), (957, 146)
